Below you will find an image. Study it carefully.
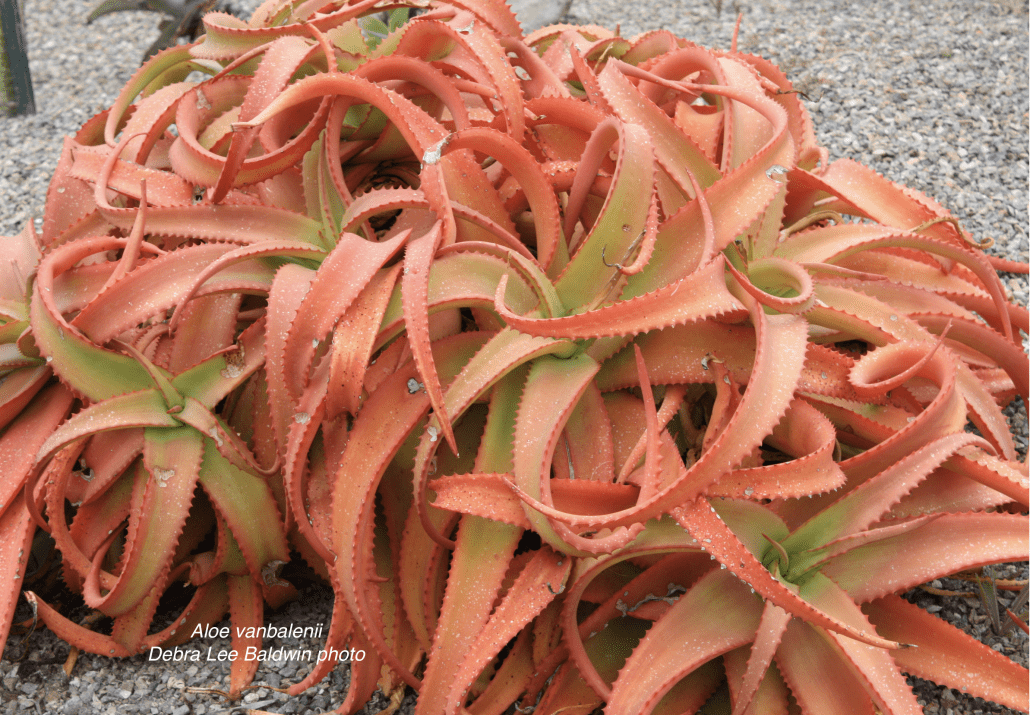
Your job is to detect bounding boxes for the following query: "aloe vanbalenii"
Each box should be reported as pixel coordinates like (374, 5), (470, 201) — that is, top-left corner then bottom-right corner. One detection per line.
(0, 0), (1026, 712)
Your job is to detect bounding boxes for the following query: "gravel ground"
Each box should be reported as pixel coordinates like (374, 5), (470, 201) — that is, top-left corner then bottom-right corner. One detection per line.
(1, 0), (1028, 713)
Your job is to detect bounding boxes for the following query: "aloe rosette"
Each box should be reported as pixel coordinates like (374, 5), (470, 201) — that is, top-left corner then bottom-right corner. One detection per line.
(0, 0), (1026, 713)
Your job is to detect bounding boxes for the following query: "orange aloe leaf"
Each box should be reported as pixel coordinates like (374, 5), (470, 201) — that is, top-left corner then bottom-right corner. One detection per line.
(173, 74), (331, 197)
(708, 398), (846, 500)
(210, 36), (323, 202)
(75, 428), (200, 616)
(795, 343), (868, 402)
(420, 365), (524, 543)
(414, 516), (524, 715)
(559, 124), (659, 309)
(864, 594), (1029, 711)
(526, 97), (606, 162)
(883, 466), (1018, 520)
(713, 54), (782, 171)
(560, 379), (615, 483)
(809, 283), (1015, 463)
(0, 383), (75, 518)
(163, 291), (241, 375)
(333, 333), (490, 690)
(613, 54), (795, 224)
(143, 575), (230, 649)
(375, 249), (544, 348)
(619, 137), (790, 303)
(629, 343), (663, 500)
(69, 148), (193, 207)
(23, 590), (134, 657)
(62, 431), (136, 511)
(355, 54), (473, 133)
(775, 619), (877, 715)
(338, 187), (427, 236)
(443, 0), (521, 37)
(494, 255), (743, 339)
(41, 443), (116, 595)
(823, 622), (924, 715)
(822, 512), (1029, 603)
(728, 256), (814, 314)
(438, 127), (564, 274)
(0, 219), (37, 307)
(465, 628), (535, 715)
(512, 287), (806, 531)
(412, 328), (573, 546)
(914, 312), (1028, 403)
(0, 494), (38, 655)
(73, 243), (259, 343)
(41, 140), (101, 245)
(780, 225), (1013, 340)
(197, 436), (290, 580)
(701, 364), (746, 459)
(425, 474), (532, 528)
(810, 279), (982, 332)
(557, 544), (714, 701)
(799, 398), (1027, 515)
(372, 472), (425, 701)
(594, 321), (755, 391)
(282, 377), (331, 563)
(232, 73), (449, 180)
(594, 60), (720, 194)
(109, 563), (190, 653)
(781, 431), (990, 574)
(305, 128), (349, 243)
(786, 158), (964, 248)
(194, 0), (383, 60)
(940, 287), (1029, 337)
(226, 573), (263, 698)
(112, 81), (196, 166)
(429, 474), (640, 528)
(105, 199), (326, 245)
(283, 229), (410, 399)
(619, 29), (679, 65)
(807, 247), (1001, 315)
(605, 568), (762, 715)
(442, 241), (565, 318)
(328, 264), (403, 418)
(426, 12), (525, 138)
(943, 449), (1029, 509)
(446, 547), (571, 713)
(31, 237), (165, 401)
(399, 504), (460, 658)
(264, 263), (316, 455)
(511, 351), (643, 556)
(499, 35), (568, 99)
(35, 391), (179, 467)
(673, 500), (902, 650)
(104, 44), (197, 145)
(166, 240), (327, 332)
(0, 341), (40, 374)
(730, 602), (792, 715)
(402, 222), (455, 452)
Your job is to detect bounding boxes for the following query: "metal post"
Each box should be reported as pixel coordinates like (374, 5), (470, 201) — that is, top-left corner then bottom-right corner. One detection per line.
(0, 0), (35, 116)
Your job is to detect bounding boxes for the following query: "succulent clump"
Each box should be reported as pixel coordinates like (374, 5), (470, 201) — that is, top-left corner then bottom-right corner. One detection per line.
(0, 1), (1026, 713)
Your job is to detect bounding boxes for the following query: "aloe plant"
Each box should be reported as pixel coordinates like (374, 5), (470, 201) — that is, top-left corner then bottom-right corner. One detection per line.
(0, 0), (1027, 713)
